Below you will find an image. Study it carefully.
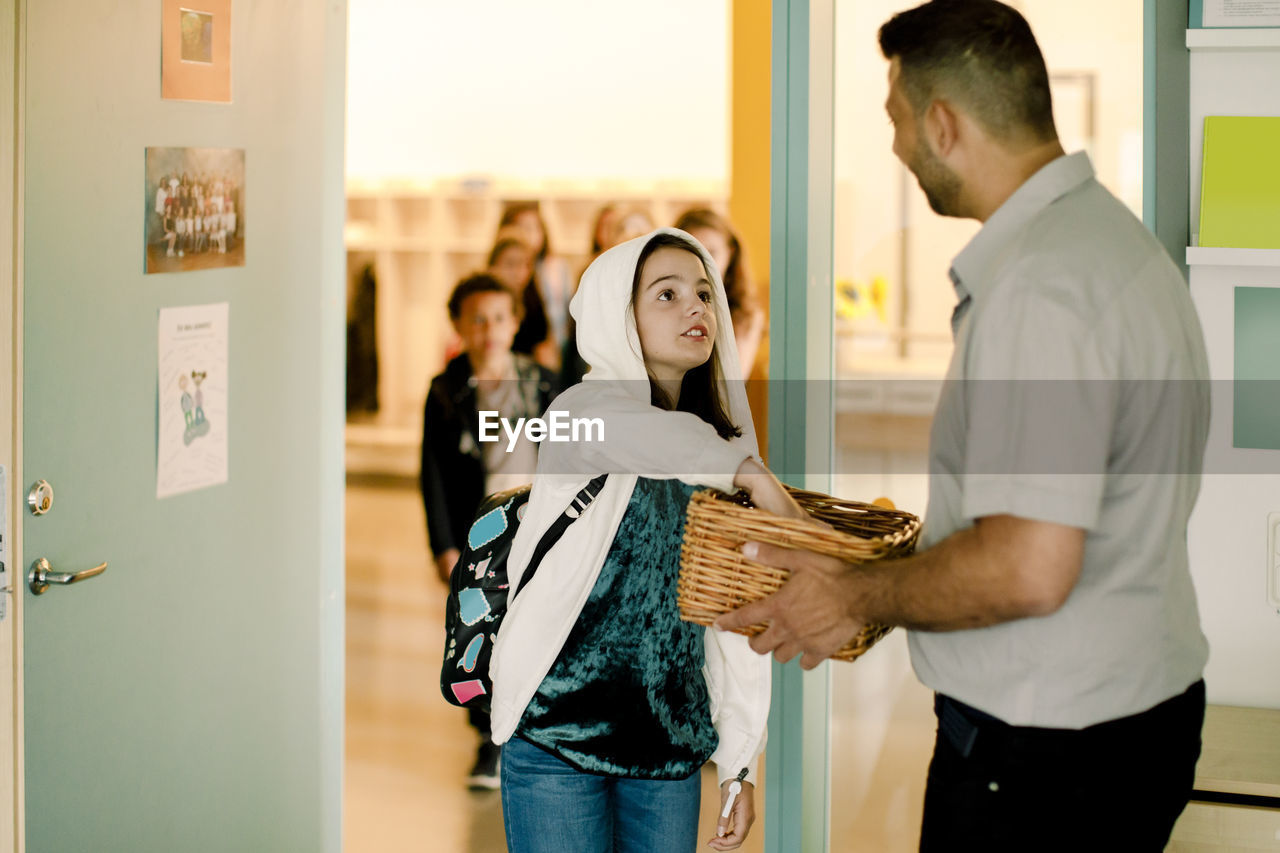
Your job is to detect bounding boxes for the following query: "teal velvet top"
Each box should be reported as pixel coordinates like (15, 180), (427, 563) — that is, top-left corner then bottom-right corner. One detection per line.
(516, 477), (717, 779)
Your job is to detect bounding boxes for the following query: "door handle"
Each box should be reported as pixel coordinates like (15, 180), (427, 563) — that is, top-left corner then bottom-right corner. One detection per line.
(28, 558), (107, 595)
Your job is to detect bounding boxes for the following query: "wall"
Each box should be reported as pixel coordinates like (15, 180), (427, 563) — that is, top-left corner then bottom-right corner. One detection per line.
(346, 0), (729, 183)
(1186, 41), (1280, 708)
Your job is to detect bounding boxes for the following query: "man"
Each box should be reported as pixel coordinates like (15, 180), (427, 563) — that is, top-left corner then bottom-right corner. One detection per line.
(717, 2), (1211, 849)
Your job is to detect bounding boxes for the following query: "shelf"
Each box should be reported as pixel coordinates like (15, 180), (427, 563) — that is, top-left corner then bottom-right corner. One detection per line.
(343, 235), (434, 253)
(1186, 246), (1280, 266)
(342, 177), (727, 452)
(1187, 28), (1280, 50)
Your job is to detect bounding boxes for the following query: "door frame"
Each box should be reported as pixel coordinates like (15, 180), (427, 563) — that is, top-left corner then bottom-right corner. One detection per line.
(767, 2), (1179, 850)
(766, 0), (835, 850)
(2, 0), (23, 850)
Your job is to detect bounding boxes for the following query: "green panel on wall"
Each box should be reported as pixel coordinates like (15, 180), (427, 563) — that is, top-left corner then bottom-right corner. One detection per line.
(1234, 287), (1280, 450)
(1200, 117), (1280, 249)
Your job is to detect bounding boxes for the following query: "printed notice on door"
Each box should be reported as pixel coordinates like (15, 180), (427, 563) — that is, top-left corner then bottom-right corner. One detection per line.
(157, 303), (229, 499)
(1204, 0), (1280, 26)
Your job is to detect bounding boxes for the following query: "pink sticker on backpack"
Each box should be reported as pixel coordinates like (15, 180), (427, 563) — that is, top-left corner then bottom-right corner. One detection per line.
(450, 679), (487, 704)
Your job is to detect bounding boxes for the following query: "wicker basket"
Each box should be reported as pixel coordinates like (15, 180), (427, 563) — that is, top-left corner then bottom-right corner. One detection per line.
(678, 487), (921, 662)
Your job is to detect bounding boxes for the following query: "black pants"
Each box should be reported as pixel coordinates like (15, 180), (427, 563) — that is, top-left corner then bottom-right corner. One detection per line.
(920, 680), (1204, 852)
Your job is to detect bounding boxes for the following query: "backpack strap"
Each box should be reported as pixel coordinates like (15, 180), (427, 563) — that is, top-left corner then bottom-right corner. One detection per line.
(512, 474), (608, 598)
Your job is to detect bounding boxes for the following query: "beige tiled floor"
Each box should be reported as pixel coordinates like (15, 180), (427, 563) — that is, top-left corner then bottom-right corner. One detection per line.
(344, 480), (770, 853)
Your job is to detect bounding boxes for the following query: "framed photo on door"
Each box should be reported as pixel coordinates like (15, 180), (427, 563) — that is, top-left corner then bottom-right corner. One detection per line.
(161, 0), (232, 102)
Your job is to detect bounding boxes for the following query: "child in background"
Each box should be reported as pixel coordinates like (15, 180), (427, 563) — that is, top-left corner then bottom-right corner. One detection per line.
(487, 237), (535, 295)
(419, 272), (558, 790)
(588, 203), (619, 256)
(491, 229), (804, 852)
(497, 201), (570, 371)
(674, 208), (766, 377)
(607, 206), (656, 247)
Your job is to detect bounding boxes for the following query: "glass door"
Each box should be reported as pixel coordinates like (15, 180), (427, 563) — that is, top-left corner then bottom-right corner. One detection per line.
(825, 2), (1144, 850)
(762, 0), (1149, 848)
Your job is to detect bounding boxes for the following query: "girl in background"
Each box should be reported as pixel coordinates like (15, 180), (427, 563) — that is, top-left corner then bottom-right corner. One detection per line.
(498, 201), (571, 371)
(488, 237), (535, 296)
(674, 208), (765, 377)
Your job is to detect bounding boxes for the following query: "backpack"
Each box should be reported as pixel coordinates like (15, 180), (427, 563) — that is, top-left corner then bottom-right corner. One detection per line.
(441, 474), (607, 712)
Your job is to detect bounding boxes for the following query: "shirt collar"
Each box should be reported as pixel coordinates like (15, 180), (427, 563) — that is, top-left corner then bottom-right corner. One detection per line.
(949, 151), (1096, 303)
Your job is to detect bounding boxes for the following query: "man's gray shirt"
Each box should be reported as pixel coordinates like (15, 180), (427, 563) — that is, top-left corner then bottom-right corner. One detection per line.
(909, 152), (1211, 728)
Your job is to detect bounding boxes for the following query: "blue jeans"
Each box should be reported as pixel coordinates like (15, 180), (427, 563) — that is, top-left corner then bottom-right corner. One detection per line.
(501, 736), (701, 853)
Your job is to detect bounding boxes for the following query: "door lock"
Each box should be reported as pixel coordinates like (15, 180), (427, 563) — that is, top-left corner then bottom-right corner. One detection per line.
(27, 480), (53, 516)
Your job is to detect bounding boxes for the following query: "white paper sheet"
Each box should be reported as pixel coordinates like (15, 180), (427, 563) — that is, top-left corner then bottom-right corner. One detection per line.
(1204, 0), (1280, 27)
(157, 303), (229, 499)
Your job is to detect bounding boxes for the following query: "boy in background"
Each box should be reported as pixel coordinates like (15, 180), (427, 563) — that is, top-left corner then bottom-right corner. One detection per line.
(419, 272), (557, 790)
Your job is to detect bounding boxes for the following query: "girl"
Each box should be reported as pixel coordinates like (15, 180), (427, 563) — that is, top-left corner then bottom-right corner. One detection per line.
(487, 236), (535, 295)
(499, 201), (571, 371)
(491, 228), (805, 853)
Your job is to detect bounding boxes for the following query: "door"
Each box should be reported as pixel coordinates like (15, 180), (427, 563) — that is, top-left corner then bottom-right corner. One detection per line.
(20, 2), (345, 850)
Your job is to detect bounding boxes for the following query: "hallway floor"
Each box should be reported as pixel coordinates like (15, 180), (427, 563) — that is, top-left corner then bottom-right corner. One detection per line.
(343, 478), (933, 852)
(345, 479), (506, 852)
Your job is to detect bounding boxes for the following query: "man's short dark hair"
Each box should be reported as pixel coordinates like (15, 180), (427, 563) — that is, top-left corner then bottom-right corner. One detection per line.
(447, 272), (520, 321)
(879, 0), (1057, 144)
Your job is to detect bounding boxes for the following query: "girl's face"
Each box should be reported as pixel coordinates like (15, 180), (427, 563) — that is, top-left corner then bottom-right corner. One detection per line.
(685, 226), (732, 278)
(592, 207), (619, 250)
(612, 211), (654, 246)
(512, 209), (545, 254)
(633, 246), (716, 384)
(489, 245), (533, 291)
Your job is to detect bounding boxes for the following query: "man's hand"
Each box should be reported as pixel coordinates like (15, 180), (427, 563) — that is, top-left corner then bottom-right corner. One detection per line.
(714, 542), (864, 670)
(434, 548), (461, 584)
(707, 780), (755, 850)
(715, 515), (1088, 651)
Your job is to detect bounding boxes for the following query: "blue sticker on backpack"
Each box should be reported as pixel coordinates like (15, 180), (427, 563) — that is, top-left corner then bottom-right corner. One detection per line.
(458, 634), (484, 672)
(458, 587), (492, 626)
(467, 503), (510, 550)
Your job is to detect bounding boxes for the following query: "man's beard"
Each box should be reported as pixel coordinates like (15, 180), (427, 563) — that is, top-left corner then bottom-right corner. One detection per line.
(910, 137), (963, 217)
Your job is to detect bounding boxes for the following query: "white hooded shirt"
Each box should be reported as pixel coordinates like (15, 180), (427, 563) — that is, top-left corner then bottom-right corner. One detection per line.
(488, 228), (771, 786)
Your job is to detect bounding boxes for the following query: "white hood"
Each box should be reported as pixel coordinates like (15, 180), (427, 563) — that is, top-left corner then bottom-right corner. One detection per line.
(571, 226), (758, 455)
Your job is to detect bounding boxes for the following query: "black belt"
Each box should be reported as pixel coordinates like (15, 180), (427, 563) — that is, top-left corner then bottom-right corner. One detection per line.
(935, 693), (1002, 758)
(936, 680), (1207, 760)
